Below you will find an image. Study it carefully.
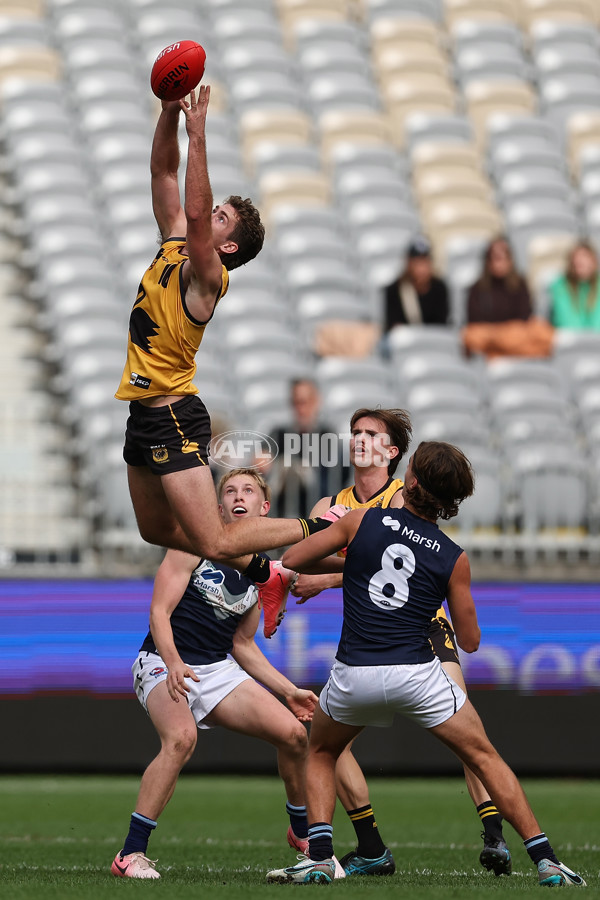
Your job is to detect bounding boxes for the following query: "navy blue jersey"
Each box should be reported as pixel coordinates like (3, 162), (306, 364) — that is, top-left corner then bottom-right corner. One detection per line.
(338, 507), (463, 666)
(139, 559), (258, 665)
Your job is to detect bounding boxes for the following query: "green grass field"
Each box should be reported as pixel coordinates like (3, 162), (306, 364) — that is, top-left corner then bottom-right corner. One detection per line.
(0, 775), (597, 899)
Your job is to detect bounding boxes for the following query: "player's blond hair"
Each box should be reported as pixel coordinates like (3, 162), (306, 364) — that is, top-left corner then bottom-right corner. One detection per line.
(217, 467), (271, 503)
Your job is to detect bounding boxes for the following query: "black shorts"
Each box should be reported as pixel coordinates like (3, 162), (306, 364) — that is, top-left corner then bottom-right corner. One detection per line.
(428, 614), (460, 665)
(123, 395), (211, 475)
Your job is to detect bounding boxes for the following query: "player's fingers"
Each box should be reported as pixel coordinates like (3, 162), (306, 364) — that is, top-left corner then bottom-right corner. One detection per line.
(295, 596), (308, 604)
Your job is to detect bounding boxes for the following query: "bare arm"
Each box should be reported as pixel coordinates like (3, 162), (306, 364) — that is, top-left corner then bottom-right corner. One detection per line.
(445, 552), (480, 653)
(178, 86), (225, 320)
(283, 509), (366, 572)
(290, 495), (345, 600)
(231, 603), (318, 722)
(150, 101), (187, 239)
(149, 549), (201, 700)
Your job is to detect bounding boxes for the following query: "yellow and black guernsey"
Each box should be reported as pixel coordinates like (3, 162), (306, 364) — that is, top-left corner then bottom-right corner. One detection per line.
(333, 477), (449, 623)
(116, 238), (229, 401)
(333, 476), (404, 511)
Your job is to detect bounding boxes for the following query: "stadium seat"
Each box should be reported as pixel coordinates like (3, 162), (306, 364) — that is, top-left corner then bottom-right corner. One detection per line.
(511, 444), (589, 559)
(451, 19), (524, 49)
(306, 70), (382, 114)
(404, 113), (473, 149)
(212, 9), (283, 44)
(443, 0), (521, 25)
(373, 43), (450, 82)
(452, 448), (506, 532)
(455, 45), (530, 85)
(240, 108), (314, 157)
(298, 39), (371, 80)
(361, 0), (443, 22)
(497, 168), (572, 206)
(387, 324), (462, 359)
(318, 108), (393, 155)
(465, 80), (538, 147)
(488, 136), (566, 179)
(395, 353), (482, 398)
(521, 0), (599, 27)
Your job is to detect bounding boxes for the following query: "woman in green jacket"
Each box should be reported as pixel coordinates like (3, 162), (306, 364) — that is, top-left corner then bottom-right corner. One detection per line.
(550, 242), (600, 330)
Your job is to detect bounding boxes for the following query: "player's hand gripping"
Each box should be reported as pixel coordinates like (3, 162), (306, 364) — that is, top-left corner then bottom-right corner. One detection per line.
(292, 573), (329, 604)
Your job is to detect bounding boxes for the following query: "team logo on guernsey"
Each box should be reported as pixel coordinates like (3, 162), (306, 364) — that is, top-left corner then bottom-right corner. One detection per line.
(152, 446), (169, 464)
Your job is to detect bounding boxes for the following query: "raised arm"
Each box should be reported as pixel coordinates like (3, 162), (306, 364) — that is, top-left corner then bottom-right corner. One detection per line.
(150, 100), (187, 240)
(149, 549), (201, 700)
(178, 86), (226, 312)
(231, 604), (318, 722)
(445, 551), (480, 653)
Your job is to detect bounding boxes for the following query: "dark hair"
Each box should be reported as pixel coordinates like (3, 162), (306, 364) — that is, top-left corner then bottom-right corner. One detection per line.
(221, 195), (265, 270)
(565, 241), (599, 311)
(478, 235), (524, 294)
(350, 407), (412, 476)
(405, 441), (474, 520)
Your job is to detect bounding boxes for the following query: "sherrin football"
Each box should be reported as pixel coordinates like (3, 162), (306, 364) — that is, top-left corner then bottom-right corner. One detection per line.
(150, 40), (206, 102)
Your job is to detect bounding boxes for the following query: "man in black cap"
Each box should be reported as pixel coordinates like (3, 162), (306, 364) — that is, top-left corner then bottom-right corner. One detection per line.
(383, 236), (449, 330)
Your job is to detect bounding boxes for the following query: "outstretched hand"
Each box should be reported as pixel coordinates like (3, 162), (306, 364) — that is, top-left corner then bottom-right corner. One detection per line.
(179, 85), (210, 136)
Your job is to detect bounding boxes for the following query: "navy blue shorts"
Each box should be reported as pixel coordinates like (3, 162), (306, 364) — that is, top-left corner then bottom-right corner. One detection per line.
(123, 395), (211, 475)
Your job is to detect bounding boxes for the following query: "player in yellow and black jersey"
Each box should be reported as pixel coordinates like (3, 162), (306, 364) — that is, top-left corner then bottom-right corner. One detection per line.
(113, 85), (329, 571)
(290, 407), (511, 878)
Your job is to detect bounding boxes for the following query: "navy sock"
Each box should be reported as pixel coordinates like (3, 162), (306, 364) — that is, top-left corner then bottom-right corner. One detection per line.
(308, 822), (334, 861)
(286, 802), (308, 839)
(121, 812), (157, 857)
(524, 833), (559, 866)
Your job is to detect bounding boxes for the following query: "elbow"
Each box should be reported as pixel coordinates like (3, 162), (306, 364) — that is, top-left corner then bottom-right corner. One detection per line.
(458, 630), (480, 654)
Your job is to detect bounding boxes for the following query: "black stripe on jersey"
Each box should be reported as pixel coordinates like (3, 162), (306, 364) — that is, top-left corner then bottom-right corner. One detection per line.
(158, 262), (178, 287)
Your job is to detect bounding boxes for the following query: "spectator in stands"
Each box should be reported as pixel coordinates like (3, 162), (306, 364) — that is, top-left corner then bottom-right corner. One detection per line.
(462, 237), (553, 358)
(466, 237), (532, 324)
(549, 241), (600, 331)
(383, 236), (449, 330)
(269, 379), (338, 517)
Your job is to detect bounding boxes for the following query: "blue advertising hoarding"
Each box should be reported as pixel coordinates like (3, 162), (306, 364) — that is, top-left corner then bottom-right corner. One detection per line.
(1, 580), (599, 695)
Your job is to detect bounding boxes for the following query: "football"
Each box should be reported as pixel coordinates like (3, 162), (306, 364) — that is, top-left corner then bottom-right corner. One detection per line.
(150, 40), (206, 102)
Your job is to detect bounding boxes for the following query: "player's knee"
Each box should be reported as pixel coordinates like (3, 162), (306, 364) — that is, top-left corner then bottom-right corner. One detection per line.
(164, 728), (197, 762)
(280, 722), (309, 758)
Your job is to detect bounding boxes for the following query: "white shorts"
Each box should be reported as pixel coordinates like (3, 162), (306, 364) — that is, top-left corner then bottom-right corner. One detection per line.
(132, 652), (251, 730)
(319, 657), (466, 729)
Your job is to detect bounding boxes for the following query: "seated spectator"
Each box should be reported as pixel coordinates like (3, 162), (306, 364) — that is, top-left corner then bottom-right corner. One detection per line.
(549, 241), (600, 331)
(383, 236), (449, 330)
(466, 237), (532, 323)
(463, 236), (553, 358)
